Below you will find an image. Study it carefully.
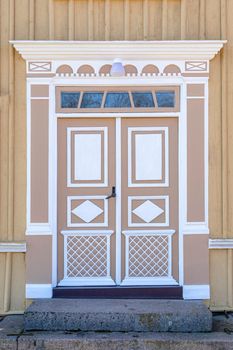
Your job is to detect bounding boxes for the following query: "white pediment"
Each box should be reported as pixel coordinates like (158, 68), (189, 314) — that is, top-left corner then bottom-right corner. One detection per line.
(11, 40), (226, 61)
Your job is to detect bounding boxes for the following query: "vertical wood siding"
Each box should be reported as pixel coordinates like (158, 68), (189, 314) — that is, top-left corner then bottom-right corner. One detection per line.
(0, 0), (232, 312)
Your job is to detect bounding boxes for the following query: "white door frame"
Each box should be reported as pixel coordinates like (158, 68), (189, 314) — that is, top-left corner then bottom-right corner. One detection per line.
(11, 39), (225, 298)
(48, 77), (190, 288)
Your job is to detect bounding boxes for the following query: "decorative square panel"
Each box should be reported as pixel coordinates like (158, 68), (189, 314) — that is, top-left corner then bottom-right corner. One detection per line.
(128, 196), (169, 227)
(28, 61), (52, 72)
(122, 230), (175, 281)
(128, 127), (169, 187)
(67, 196), (108, 227)
(64, 233), (110, 278)
(128, 234), (169, 277)
(67, 127), (108, 187)
(185, 61), (207, 72)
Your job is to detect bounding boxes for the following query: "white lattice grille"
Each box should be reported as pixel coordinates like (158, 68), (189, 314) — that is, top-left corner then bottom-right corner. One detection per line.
(128, 235), (169, 277)
(66, 235), (108, 277)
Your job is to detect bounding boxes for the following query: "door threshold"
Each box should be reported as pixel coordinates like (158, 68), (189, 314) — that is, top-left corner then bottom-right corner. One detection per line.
(53, 285), (183, 299)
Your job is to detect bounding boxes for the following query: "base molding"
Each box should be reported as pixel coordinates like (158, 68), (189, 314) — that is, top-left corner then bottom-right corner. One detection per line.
(183, 284), (210, 300)
(26, 284), (52, 298)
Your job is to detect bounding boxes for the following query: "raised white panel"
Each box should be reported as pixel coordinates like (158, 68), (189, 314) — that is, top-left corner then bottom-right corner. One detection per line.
(74, 133), (101, 181)
(128, 196), (169, 227)
(135, 134), (162, 181)
(72, 200), (103, 223)
(128, 127), (169, 187)
(133, 200), (164, 223)
(67, 196), (108, 227)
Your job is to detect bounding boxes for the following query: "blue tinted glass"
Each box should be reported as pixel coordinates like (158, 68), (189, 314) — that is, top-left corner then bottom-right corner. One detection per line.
(105, 92), (131, 108)
(80, 92), (103, 108)
(156, 91), (175, 108)
(61, 92), (80, 108)
(132, 92), (155, 108)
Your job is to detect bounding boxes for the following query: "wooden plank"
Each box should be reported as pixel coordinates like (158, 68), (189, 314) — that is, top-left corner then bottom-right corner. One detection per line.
(13, 53), (27, 240)
(10, 253), (25, 311)
(210, 250), (228, 308)
(35, 0), (49, 39)
(129, 0), (143, 40)
(54, 0), (68, 39)
(75, 0), (88, 40)
(29, 0), (35, 39)
(206, 0), (222, 237)
(184, 0), (200, 39)
(109, 0), (124, 40)
(93, 0), (105, 40)
(167, 0), (181, 39)
(104, 0), (110, 40)
(68, 0), (75, 40)
(147, 0), (162, 40)
(225, 0), (233, 237)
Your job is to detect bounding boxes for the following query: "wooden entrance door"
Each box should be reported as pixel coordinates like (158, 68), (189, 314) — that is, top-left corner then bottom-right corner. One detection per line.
(57, 117), (178, 286)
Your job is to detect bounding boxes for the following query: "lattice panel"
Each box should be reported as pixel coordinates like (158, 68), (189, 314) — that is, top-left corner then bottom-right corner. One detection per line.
(128, 235), (169, 277)
(66, 235), (108, 277)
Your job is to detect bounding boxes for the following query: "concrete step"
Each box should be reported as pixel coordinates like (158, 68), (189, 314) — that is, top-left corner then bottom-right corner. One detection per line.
(24, 299), (212, 332)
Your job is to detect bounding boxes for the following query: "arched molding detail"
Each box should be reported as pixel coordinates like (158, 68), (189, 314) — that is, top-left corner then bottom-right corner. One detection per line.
(124, 64), (138, 75)
(163, 64), (181, 74)
(56, 64), (73, 74)
(141, 64), (159, 75)
(99, 64), (111, 75)
(77, 64), (95, 75)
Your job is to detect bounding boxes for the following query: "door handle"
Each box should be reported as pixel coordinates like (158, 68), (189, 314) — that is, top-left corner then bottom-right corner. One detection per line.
(106, 186), (116, 200)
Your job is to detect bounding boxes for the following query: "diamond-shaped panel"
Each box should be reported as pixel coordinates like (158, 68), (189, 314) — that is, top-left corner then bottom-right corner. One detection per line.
(133, 200), (164, 223)
(72, 200), (103, 223)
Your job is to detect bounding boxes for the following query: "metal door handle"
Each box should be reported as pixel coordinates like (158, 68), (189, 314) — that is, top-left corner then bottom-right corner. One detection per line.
(106, 186), (116, 199)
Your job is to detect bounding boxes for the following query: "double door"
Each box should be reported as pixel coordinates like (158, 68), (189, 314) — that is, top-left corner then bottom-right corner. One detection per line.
(57, 117), (178, 286)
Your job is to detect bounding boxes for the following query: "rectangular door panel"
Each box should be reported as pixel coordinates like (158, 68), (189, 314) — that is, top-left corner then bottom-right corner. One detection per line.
(121, 118), (179, 286)
(57, 118), (116, 286)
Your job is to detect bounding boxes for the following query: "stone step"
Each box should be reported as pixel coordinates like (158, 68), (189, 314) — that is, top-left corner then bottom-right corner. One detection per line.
(24, 299), (212, 332)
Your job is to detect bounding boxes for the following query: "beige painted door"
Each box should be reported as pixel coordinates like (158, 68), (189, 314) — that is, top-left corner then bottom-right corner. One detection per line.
(57, 117), (178, 286)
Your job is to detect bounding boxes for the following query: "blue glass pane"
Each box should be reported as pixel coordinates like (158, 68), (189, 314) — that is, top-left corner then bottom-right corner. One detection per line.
(132, 92), (155, 108)
(156, 91), (175, 108)
(61, 92), (80, 108)
(105, 92), (131, 108)
(80, 92), (103, 108)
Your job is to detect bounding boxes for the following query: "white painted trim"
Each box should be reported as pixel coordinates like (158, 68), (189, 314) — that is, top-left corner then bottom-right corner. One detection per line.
(26, 223), (52, 235)
(128, 195), (169, 227)
(204, 82), (209, 237)
(209, 239), (233, 249)
(183, 222), (209, 235)
(122, 230), (175, 236)
(56, 112), (181, 118)
(128, 127), (169, 187)
(178, 81), (186, 287)
(26, 82), (31, 231)
(183, 285), (210, 299)
(0, 242), (26, 253)
(11, 40), (226, 61)
(121, 277), (178, 286)
(59, 277), (115, 286)
(115, 117), (121, 285)
(67, 196), (108, 227)
(26, 284), (52, 298)
(49, 82), (57, 288)
(61, 230), (114, 236)
(67, 127), (108, 187)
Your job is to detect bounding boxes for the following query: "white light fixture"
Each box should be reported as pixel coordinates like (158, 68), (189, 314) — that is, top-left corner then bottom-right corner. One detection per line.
(110, 58), (125, 77)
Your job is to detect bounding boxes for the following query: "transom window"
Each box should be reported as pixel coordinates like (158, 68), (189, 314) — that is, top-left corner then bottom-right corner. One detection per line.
(56, 86), (180, 113)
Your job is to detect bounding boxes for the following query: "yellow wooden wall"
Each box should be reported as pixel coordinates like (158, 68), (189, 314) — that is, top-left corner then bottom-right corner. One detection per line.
(0, 0), (232, 313)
